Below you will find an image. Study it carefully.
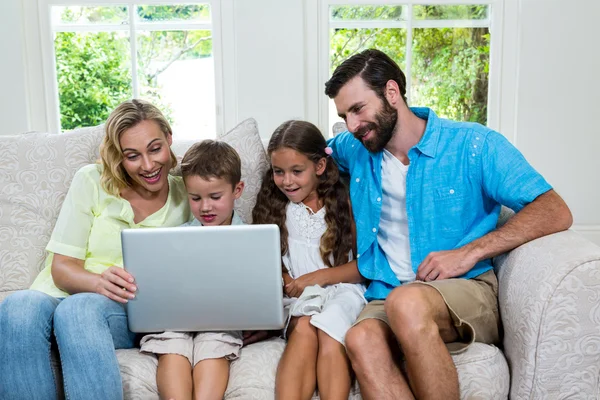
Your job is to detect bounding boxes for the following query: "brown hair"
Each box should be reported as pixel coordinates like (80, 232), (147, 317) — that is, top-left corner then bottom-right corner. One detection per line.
(100, 99), (177, 196)
(325, 48), (407, 104)
(181, 140), (241, 186)
(252, 120), (353, 268)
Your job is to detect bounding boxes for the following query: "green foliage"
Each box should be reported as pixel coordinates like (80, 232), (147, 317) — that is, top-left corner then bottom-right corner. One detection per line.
(55, 32), (131, 130)
(330, 5), (490, 125)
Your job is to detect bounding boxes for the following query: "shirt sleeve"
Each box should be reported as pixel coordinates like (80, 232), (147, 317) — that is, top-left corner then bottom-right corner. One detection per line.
(480, 131), (552, 212)
(46, 166), (99, 260)
(327, 131), (359, 174)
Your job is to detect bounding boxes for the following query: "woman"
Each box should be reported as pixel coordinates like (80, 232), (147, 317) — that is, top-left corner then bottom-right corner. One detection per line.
(0, 99), (191, 400)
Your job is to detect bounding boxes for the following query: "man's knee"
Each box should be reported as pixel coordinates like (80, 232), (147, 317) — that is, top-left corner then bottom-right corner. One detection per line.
(345, 319), (388, 362)
(385, 286), (443, 343)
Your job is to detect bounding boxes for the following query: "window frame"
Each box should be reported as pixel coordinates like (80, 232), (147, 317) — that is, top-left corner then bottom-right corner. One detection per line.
(37, 0), (226, 135)
(306, 0), (505, 135)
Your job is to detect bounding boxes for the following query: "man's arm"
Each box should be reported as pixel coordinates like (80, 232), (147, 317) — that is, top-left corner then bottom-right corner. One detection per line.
(417, 189), (572, 281)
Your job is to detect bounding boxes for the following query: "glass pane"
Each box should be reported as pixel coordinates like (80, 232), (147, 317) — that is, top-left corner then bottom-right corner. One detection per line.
(329, 27), (406, 136)
(411, 27), (490, 125)
(52, 6), (128, 25)
(413, 5), (488, 20)
(137, 30), (215, 140)
(331, 5), (406, 21)
(55, 31), (132, 130)
(137, 4), (210, 23)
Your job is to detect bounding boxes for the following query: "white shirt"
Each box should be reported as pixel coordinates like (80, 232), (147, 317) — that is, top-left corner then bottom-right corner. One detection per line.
(377, 149), (416, 283)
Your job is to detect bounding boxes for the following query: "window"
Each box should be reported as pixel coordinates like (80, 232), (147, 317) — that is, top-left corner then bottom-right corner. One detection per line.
(326, 1), (495, 134)
(45, 1), (220, 139)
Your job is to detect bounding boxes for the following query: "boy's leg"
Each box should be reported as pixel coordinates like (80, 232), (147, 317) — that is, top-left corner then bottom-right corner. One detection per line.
(192, 358), (229, 400)
(276, 316), (318, 400)
(157, 354), (193, 400)
(315, 329), (352, 400)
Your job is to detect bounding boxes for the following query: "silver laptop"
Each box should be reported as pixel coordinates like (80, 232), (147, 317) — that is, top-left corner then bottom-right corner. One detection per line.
(121, 224), (284, 333)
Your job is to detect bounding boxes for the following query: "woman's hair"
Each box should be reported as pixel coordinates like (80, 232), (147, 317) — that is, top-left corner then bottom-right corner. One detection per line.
(252, 120), (353, 268)
(99, 99), (177, 197)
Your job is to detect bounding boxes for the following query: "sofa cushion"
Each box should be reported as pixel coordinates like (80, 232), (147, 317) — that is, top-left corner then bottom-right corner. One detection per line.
(0, 126), (104, 292)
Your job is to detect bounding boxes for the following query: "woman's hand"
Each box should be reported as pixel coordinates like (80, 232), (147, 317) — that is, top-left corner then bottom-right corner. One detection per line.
(95, 266), (137, 303)
(285, 270), (324, 298)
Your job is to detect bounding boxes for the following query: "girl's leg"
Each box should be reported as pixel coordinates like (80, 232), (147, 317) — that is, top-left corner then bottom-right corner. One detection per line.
(316, 329), (352, 400)
(53, 293), (136, 400)
(0, 290), (61, 400)
(192, 358), (230, 400)
(275, 316), (319, 400)
(157, 354), (193, 400)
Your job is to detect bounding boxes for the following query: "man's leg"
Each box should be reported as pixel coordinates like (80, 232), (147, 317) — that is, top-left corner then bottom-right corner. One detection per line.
(345, 318), (414, 400)
(54, 293), (136, 400)
(385, 285), (460, 400)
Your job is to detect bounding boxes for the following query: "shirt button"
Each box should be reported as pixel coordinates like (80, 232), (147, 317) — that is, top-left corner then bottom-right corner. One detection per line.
(472, 153), (476, 157)
(355, 178), (360, 183)
(476, 137), (480, 140)
(376, 197), (381, 202)
(351, 144), (355, 147)
(372, 228), (377, 233)
(357, 254), (360, 258)
(473, 145), (477, 148)
(449, 189), (455, 194)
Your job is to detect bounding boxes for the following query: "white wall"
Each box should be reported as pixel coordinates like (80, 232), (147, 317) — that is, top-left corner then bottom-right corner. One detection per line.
(0, 0), (29, 135)
(0, 0), (598, 243)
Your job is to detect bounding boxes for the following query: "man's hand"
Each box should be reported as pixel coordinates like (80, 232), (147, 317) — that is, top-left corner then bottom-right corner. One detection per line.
(242, 330), (279, 346)
(285, 271), (324, 298)
(95, 266), (137, 303)
(416, 247), (477, 281)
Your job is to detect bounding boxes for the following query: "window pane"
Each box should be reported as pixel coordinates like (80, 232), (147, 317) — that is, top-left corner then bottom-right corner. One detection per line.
(137, 4), (210, 23)
(55, 31), (132, 130)
(52, 6), (128, 25)
(331, 5), (406, 21)
(411, 27), (490, 125)
(413, 5), (488, 20)
(329, 27), (406, 136)
(137, 30), (215, 140)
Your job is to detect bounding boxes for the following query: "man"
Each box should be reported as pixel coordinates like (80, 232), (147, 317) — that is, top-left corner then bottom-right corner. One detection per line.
(325, 49), (572, 400)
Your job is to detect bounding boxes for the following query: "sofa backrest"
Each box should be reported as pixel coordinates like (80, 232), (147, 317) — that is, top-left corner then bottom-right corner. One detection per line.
(0, 118), (268, 294)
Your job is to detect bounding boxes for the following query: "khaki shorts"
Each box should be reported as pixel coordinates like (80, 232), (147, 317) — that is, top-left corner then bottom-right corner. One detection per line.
(354, 270), (500, 354)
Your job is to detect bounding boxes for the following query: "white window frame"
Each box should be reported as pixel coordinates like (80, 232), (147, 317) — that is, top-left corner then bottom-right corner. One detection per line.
(304, 0), (506, 134)
(37, 0), (226, 135)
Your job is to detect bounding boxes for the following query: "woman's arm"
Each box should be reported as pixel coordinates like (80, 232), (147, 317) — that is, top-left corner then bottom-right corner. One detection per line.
(52, 254), (136, 303)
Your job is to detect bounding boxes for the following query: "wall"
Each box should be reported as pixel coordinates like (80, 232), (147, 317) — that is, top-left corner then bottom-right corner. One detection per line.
(0, 0), (598, 243)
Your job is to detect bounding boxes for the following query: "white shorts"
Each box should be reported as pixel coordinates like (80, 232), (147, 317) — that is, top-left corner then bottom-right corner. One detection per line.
(140, 330), (243, 367)
(284, 283), (366, 345)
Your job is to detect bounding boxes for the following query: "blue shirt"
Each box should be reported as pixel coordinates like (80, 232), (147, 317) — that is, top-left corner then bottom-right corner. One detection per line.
(328, 107), (552, 301)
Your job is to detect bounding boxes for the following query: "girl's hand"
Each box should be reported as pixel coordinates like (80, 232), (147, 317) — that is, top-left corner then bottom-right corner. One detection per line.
(285, 271), (324, 298)
(95, 266), (137, 303)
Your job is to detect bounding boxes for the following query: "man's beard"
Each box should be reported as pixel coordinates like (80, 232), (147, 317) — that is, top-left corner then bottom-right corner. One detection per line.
(353, 99), (398, 153)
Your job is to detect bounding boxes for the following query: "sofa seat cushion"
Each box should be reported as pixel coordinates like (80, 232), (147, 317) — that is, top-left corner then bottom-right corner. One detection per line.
(118, 340), (509, 399)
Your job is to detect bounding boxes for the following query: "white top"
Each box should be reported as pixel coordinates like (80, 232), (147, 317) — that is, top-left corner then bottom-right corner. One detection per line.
(377, 149), (416, 283)
(282, 202), (365, 296)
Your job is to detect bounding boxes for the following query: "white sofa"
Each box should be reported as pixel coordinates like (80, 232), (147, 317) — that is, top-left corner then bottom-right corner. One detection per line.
(1, 120), (599, 399)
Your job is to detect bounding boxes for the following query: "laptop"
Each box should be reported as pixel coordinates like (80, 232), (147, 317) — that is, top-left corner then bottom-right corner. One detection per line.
(121, 224), (284, 333)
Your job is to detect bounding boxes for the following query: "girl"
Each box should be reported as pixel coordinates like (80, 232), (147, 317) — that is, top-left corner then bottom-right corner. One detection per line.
(253, 120), (366, 400)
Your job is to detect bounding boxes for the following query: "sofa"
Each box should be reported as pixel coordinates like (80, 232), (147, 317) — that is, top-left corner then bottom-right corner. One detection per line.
(1, 119), (599, 399)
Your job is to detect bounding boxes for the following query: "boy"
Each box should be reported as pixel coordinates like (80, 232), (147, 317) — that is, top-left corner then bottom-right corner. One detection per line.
(140, 140), (245, 400)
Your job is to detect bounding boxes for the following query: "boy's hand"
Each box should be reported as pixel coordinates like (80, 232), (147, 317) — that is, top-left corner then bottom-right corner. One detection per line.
(285, 271), (324, 298)
(242, 330), (279, 346)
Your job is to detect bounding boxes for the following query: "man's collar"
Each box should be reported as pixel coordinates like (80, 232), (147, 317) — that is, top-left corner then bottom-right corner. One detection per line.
(410, 107), (441, 158)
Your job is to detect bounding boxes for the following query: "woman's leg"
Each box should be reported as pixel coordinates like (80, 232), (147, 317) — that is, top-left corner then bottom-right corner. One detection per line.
(0, 290), (61, 400)
(316, 329), (352, 400)
(53, 293), (136, 400)
(275, 316), (318, 400)
(192, 358), (230, 400)
(157, 354), (193, 400)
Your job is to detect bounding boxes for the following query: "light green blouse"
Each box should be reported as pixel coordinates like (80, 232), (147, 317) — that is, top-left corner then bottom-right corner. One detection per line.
(30, 164), (191, 298)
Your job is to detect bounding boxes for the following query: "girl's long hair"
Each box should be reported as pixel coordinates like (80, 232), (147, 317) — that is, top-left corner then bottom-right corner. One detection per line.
(252, 120), (353, 268)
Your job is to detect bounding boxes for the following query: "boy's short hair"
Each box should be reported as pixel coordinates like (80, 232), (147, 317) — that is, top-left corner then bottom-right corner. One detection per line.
(181, 140), (242, 186)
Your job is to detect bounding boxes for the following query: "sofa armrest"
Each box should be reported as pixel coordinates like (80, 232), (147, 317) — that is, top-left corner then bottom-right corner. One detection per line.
(494, 230), (600, 399)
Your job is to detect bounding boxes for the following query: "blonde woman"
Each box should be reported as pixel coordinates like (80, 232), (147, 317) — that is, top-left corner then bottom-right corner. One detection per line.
(0, 99), (191, 400)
